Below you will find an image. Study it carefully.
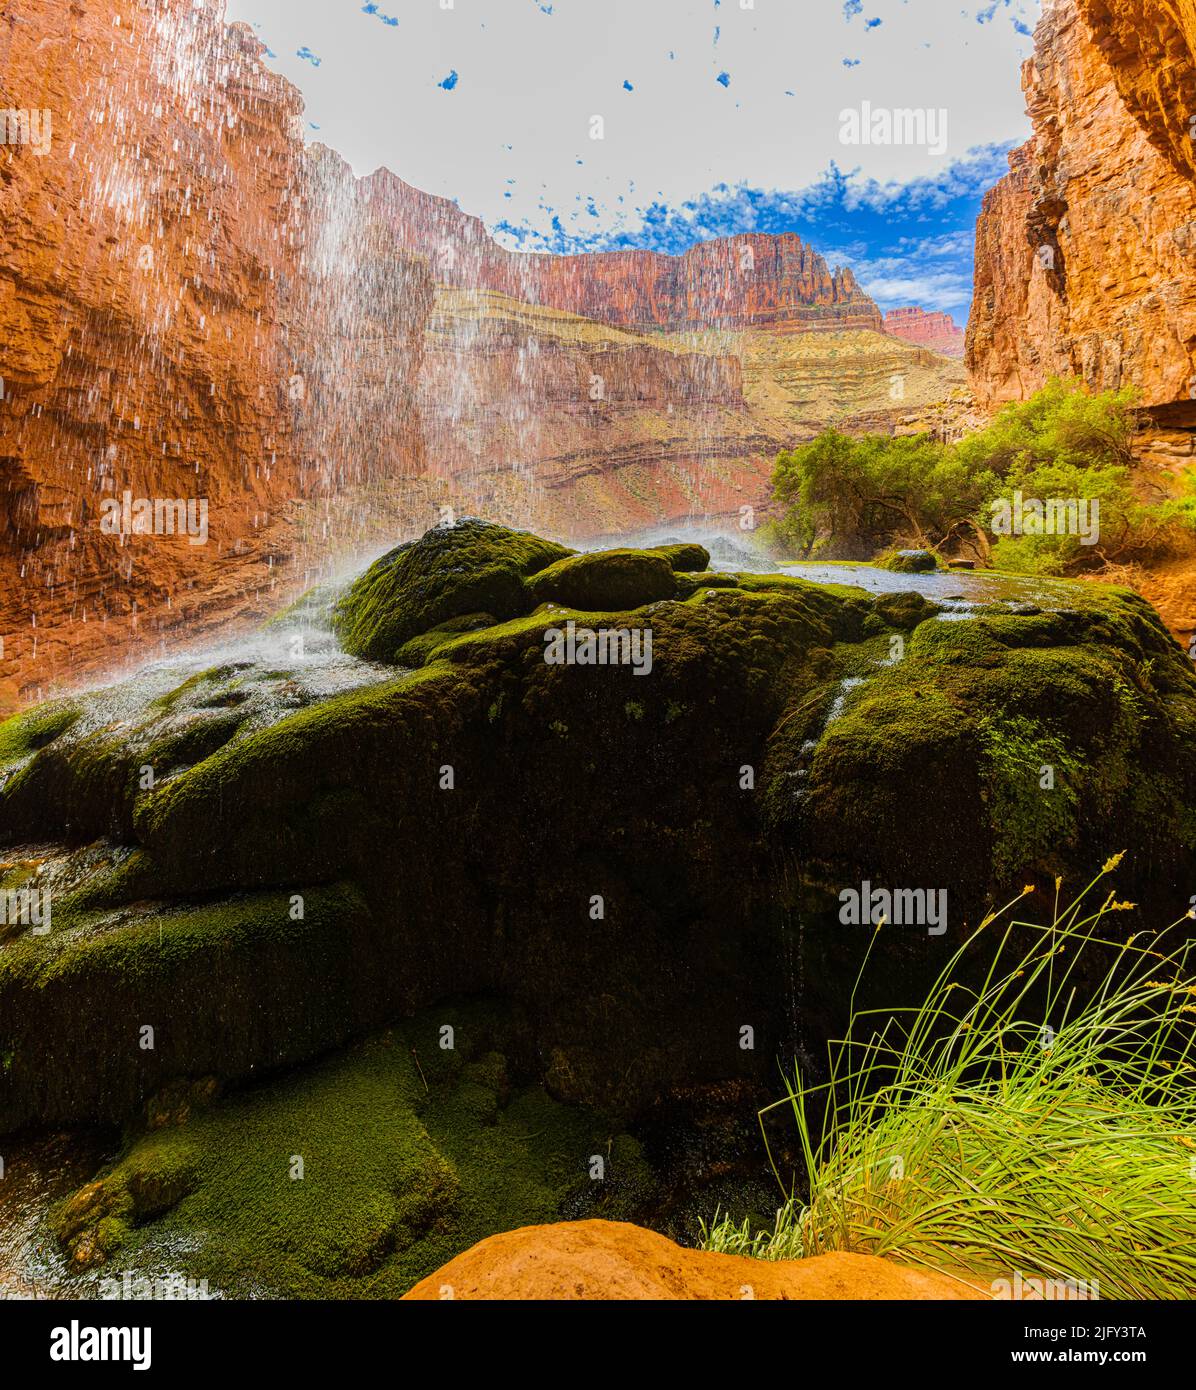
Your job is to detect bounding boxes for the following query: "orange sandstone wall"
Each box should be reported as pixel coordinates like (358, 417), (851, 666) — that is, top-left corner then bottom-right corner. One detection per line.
(0, 0), (431, 709)
(966, 0), (1196, 408)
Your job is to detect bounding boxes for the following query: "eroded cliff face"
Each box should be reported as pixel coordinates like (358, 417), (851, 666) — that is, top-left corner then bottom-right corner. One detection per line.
(0, 0), (432, 710)
(378, 171), (956, 539)
(366, 170), (882, 335)
(416, 289), (780, 538)
(967, 0), (1196, 409)
(885, 307), (965, 359)
(415, 290), (969, 540)
(1079, 0), (1196, 182)
(0, 0), (965, 705)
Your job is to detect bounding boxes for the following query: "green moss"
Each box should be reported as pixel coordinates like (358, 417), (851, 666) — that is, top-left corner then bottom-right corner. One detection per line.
(333, 520), (571, 662)
(0, 703), (80, 769)
(674, 571), (742, 597)
(52, 1143), (200, 1268)
(981, 715), (1082, 881)
(394, 612), (498, 669)
(777, 593), (1196, 903)
(52, 1007), (648, 1297)
(0, 732), (142, 845)
(524, 548), (678, 611)
(2, 527), (1195, 1144)
(724, 571), (873, 605)
(153, 665), (250, 713)
(646, 542), (711, 572)
(881, 549), (939, 573)
(142, 712), (246, 777)
(0, 884), (379, 1130)
(872, 591), (941, 630)
(127, 664), (466, 894)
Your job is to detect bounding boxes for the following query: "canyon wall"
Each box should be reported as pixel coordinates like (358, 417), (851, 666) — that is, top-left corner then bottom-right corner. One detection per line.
(0, 0), (432, 709)
(0, 0), (963, 705)
(884, 307), (965, 359)
(967, 0), (1196, 409)
(416, 288), (783, 538)
(373, 173), (957, 538)
(366, 170), (883, 335)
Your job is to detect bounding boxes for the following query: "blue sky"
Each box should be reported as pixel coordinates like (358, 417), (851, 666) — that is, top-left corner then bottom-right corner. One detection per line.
(225, 0), (1042, 321)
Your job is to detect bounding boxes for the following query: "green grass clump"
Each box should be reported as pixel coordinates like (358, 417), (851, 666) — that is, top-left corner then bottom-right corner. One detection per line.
(702, 862), (1196, 1298)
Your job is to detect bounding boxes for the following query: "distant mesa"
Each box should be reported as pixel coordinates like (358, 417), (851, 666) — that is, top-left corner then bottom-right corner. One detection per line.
(363, 170), (884, 335)
(884, 306), (966, 359)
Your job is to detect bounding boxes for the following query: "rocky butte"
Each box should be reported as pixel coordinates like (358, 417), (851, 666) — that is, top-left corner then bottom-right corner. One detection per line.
(365, 170), (882, 335)
(884, 307), (966, 359)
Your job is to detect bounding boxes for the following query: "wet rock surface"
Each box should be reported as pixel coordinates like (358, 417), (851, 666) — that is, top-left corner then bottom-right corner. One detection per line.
(2, 521), (1194, 1295)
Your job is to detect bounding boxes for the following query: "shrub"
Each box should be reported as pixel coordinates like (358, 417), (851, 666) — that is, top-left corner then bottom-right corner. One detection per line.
(768, 380), (1192, 575)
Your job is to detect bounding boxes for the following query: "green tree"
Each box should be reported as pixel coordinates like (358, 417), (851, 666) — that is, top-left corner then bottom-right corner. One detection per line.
(767, 380), (1192, 575)
(770, 430), (995, 560)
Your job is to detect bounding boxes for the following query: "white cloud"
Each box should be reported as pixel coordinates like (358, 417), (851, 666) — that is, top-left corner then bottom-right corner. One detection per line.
(224, 0), (1039, 242)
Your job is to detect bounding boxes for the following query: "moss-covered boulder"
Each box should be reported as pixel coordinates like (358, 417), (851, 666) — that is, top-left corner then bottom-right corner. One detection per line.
(395, 613), (498, 669)
(333, 519), (571, 663)
(871, 591), (941, 630)
(525, 548), (678, 611)
(1, 526), (1195, 1145)
(883, 549), (938, 573)
(47, 1002), (660, 1297)
(647, 542), (711, 573)
(0, 703), (80, 770)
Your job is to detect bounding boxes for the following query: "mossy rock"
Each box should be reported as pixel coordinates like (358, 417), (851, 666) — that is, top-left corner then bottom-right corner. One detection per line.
(49, 1006), (652, 1298)
(263, 582), (342, 630)
(872, 591), (941, 630)
(769, 593), (1196, 904)
(0, 884), (380, 1130)
(333, 520), (572, 662)
(882, 549), (938, 573)
(0, 703), (80, 770)
(647, 543), (711, 572)
(2, 527), (1195, 1137)
(143, 712), (246, 776)
(674, 571), (743, 598)
(0, 731), (143, 845)
(525, 548), (678, 610)
(395, 612), (498, 669)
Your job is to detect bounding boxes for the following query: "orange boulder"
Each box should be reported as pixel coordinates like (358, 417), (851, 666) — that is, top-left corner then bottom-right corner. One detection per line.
(402, 1219), (987, 1302)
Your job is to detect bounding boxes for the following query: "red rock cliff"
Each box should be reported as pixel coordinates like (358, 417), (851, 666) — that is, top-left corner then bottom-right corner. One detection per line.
(966, 0), (1196, 408)
(885, 307), (965, 359)
(0, 0), (431, 708)
(365, 170), (882, 334)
